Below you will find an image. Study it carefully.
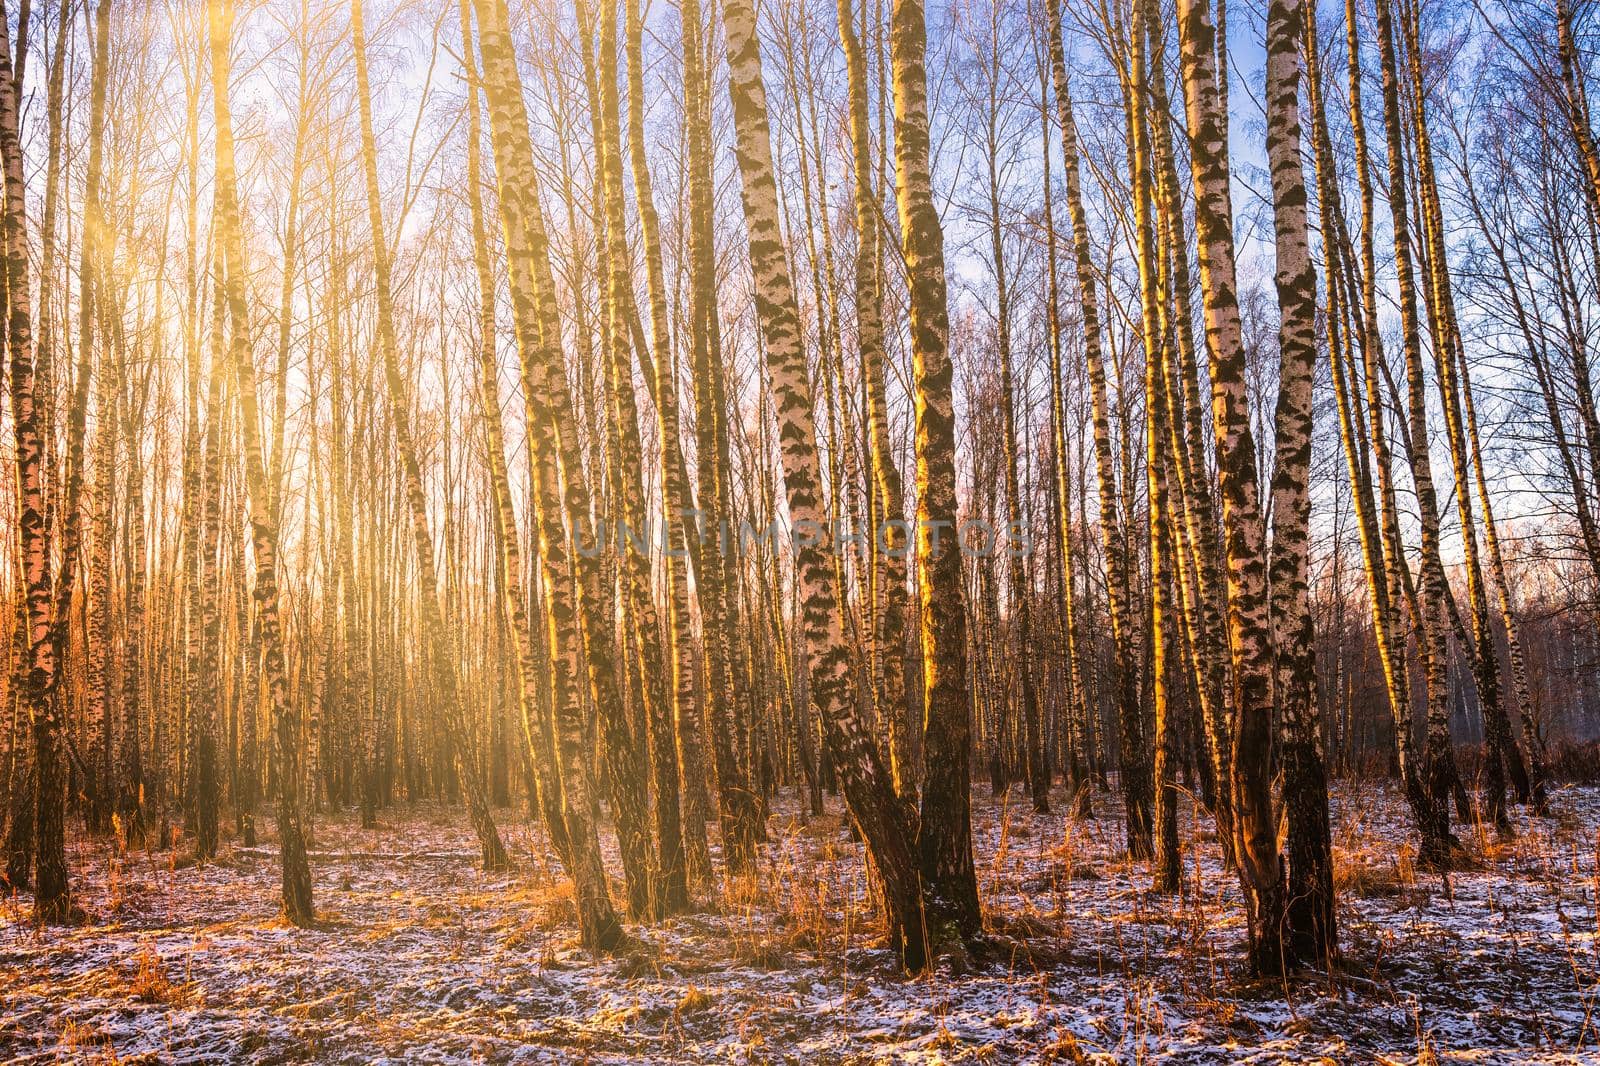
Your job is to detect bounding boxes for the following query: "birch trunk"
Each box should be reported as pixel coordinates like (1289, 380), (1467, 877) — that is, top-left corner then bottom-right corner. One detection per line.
(1174, 0), (1289, 972)
(1046, 0), (1151, 855)
(623, 0), (691, 915)
(1373, 0), (1461, 863)
(455, 0), (571, 867)
(1264, 0), (1334, 964)
(470, 0), (629, 952)
(0, 9), (66, 921)
(720, 0), (930, 968)
(891, 0), (981, 939)
(206, 0), (315, 924)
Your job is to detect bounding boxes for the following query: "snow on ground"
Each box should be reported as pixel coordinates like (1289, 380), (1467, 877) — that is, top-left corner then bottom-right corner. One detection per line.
(2, 782), (1598, 1063)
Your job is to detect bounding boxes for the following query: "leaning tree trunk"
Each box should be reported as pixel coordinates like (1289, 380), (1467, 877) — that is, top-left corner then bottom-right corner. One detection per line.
(578, 0), (670, 913)
(541, 8), (660, 917)
(520, 0), (673, 912)
(455, 0), (571, 869)
(720, 0), (930, 970)
(676, 0), (764, 883)
(1373, 0), (1460, 863)
(837, 0), (915, 804)
(1138, 0), (1234, 860)
(1455, 337), (1547, 809)
(1400, 0), (1528, 823)
(469, 0), (630, 953)
(1128, 0), (1180, 892)
(1334, 0), (1443, 853)
(1557, 0), (1600, 351)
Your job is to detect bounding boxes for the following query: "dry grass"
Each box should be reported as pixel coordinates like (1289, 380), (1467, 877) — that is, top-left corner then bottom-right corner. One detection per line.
(3, 783), (1596, 1062)
(1333, 840), (1418, 898)
(676, 984), (715, 1015)
(126, 942), (196, 1006)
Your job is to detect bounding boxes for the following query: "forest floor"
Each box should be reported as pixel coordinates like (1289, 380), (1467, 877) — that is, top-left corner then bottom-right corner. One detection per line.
(1, 781), (1597, 1064)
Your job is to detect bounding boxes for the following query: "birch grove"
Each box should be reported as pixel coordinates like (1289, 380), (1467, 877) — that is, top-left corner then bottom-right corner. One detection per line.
(3, 0), (1600, 1001)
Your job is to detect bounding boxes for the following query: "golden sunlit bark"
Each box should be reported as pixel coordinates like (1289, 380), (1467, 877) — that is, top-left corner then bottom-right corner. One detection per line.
(455, 0), (568, 866)
(892, 0), (981, 944)
(2, 0), (1598, 1036)
(1136, 0), (1232, 859)
(1129, 0), (1178, 891)
(577, 0), (666, 912)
